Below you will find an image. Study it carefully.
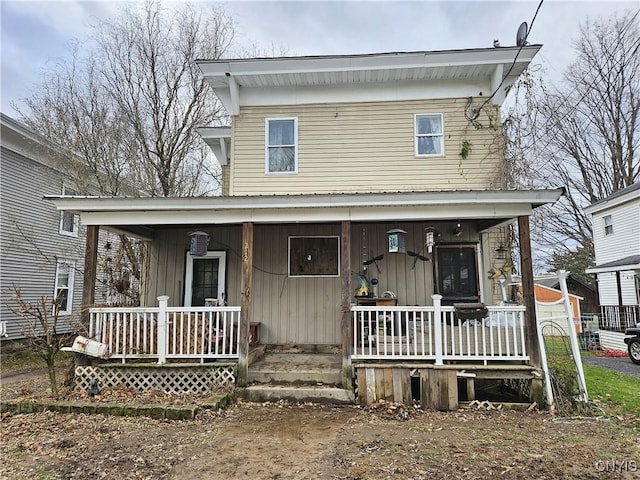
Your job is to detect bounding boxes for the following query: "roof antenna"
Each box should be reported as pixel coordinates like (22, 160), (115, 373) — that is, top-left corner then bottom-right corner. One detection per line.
(516, 22), (528, 47)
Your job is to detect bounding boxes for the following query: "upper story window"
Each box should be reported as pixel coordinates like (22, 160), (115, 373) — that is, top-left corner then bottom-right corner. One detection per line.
(54, 260), (75, 315)
(603, 214), (613, 235)
(265, 118), (298, 174)
(59, 185), (78, 237)
(415, 114), (444, 156)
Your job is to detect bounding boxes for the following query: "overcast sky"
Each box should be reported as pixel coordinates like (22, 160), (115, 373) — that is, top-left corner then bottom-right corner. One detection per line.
(1, 0), (636, 117)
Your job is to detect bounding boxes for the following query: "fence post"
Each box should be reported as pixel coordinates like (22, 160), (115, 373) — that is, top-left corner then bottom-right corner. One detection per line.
(432, 294), (443, 365)
(157, 296), (169, 365)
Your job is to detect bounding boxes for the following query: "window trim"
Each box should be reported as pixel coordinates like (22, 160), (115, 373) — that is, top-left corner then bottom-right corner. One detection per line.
(59, 185), (79, 237)
(54, 260), (75, 316)
(265, 117), (298, 174)
(434, 244), (480, 304)
(603, 214), (613, 236)
(414, 113), (445, 157)
(59, 211), (79, 237)
(288, 235), (340, 278)
(184, 251), (227, 307)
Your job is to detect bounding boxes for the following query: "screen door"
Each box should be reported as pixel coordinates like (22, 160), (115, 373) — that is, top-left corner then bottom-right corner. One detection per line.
(184, 251), (226, 306)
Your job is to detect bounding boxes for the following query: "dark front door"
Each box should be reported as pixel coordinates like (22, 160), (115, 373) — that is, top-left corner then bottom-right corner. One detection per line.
(435, 244), (480, 305)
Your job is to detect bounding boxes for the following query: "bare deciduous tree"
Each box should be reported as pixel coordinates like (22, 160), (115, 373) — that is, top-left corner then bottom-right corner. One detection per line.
(15, 1), (234, 197)
(12, 2), (236, 307)
(8, 286), (75, 397)
(505, 11), (640, 262)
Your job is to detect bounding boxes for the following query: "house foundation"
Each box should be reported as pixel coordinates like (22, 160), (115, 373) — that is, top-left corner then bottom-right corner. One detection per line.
(354, 363), (541, 411)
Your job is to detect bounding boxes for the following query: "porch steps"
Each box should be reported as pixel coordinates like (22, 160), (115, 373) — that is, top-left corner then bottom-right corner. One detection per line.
(243, 384), (355, 405)
(247, 352), (343, 385)
(245, 352), (353, 404)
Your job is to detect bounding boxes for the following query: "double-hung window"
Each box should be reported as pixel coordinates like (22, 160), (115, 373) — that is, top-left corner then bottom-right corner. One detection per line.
(603, 215), (613, 236)
(59, 186), (78, 236)
(54, 261), (75, 315)
(415, 114), (444, 156)
(265, 118), (298, 173)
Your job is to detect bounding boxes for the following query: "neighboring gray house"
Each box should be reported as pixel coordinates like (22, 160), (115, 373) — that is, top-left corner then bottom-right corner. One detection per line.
(585, 182), (640, 350)
(0, 113), (117, 340)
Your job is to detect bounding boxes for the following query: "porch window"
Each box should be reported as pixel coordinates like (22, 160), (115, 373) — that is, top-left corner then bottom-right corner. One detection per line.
(59, 186), (78, 236)
(265, 118), (298, 174)
(415, 114), (444, 156)
(435, 245), (479, 304)
(54, 261), (75, 315)
(603, 215), (613, 235)
(288, 236), (340, 277)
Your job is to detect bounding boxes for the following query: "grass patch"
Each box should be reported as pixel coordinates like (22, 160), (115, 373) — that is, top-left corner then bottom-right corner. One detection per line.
(0, 349), (44, 374)
(544, 336), (639, 415)
(583, 363), (640, 415)
(0, 347), (72, 375)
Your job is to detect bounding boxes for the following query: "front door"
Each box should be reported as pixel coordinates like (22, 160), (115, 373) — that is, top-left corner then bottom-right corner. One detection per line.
(184, 251), (226, 306)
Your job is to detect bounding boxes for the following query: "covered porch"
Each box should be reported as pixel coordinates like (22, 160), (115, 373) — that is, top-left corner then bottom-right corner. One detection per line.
(51, 189), (563, 408)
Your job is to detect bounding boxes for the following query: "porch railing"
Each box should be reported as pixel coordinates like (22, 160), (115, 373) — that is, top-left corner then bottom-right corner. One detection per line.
(352, 295), (527, 364)
(89, 296), (241, 363)
(598, 305), (640, 332)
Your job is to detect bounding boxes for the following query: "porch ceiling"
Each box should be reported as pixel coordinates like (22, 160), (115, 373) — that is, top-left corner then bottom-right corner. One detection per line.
(46, 189), (564, 237)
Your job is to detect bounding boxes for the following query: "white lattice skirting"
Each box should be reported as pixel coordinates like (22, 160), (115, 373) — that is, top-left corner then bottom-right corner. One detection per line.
(75, 365), (236, 394)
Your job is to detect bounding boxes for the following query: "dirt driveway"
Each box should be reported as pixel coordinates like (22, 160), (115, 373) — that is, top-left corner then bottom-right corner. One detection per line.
(2, 401), (639, 480)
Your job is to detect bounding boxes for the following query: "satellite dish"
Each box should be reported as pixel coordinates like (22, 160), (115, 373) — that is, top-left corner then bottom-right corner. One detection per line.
(516, 21), (528, 47)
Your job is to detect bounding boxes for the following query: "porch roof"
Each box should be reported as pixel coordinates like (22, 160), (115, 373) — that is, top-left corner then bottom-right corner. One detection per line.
(47, 189), (564, 239)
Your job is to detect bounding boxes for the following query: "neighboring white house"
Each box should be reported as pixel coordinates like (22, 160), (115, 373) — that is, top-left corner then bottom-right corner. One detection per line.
(585, 182), (640, 350)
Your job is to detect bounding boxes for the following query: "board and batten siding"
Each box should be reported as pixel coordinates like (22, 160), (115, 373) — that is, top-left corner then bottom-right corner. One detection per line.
(1, 147), (86, 340)
(148, 221), (480, 346)
(619, 271), (638, 305)
(229, 99), (503, 196)
(596, 272), (619, 305)
(591, 200), (640, 266)
(145, 226), (243, 307)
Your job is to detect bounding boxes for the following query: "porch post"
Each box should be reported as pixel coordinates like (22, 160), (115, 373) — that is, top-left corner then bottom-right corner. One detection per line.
(518, 215), (541, 369)
(156, 295), (169, 364)
(238, 222), (253, 387)
(341, 220), (352, 390)
(432, 294), (444, 365)
(81, 225), (99, 328)
(518, 215), (545, 406)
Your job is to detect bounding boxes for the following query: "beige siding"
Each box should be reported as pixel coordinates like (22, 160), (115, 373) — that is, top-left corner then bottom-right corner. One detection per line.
(221, 165), (230, 196)
(230, 99), (503, 196)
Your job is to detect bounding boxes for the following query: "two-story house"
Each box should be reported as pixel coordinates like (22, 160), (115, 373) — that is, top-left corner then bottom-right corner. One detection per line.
(1, 114), (92, 340)
(585, 182), (640, 351)
(49, 46), (563, 409)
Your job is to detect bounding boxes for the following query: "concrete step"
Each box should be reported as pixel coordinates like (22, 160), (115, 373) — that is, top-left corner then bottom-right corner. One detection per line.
(248, 352), (342, 385)
(243, 384), (355, 405)
(247, 369), (342, 385)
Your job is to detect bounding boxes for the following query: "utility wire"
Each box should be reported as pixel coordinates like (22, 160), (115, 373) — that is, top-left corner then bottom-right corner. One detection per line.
(470, 0), (545, 121)
(511, 29), (640, 182)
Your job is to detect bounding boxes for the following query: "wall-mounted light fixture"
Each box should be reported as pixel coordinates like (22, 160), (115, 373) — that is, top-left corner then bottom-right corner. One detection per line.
(495, 244), (508, 260)
(386, 229), (407, 253)
(453, 223), (462, 237)
(424, 227), (437, 253)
